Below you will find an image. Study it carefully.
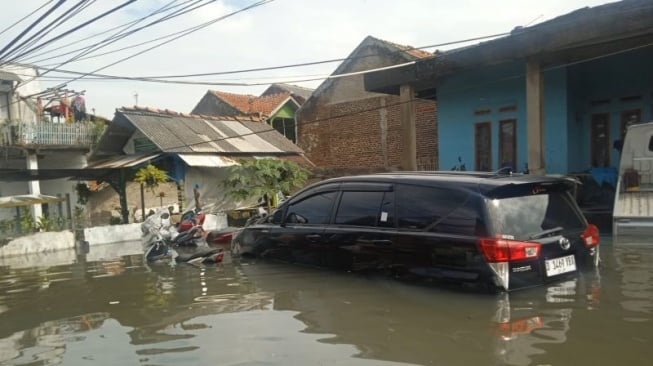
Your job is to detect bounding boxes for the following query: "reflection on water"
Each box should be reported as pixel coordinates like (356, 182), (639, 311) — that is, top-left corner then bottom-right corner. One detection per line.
(0, 237), (651, 365)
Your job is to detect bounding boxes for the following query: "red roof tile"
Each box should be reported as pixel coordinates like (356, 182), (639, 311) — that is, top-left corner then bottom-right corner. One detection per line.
(381, 39), (432, 59)
(211, 90), (293, 116)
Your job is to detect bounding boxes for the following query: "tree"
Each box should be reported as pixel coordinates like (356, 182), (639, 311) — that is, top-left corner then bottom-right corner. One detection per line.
(133, 164), (168, 193)
(133, 164), (169, 222)
(222, 158), (309, 211)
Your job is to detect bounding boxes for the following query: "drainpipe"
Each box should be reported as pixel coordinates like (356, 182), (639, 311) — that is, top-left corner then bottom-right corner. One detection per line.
(526, 60), (545, 175)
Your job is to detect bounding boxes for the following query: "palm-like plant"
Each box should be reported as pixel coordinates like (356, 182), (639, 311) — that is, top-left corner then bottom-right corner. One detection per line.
(222, 158), (309, 211)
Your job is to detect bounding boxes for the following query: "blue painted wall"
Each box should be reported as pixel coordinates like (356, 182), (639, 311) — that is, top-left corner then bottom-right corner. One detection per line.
(436, 48), (653, 174)
(438, 62), (527, 172)
(567, 48), (653, 172)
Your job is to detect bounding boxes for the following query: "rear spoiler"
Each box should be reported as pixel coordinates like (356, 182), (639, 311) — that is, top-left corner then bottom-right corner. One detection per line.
(486, 176), (579, 199)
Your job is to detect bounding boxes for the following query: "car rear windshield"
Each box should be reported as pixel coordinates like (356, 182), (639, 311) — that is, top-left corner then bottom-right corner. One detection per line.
(485, 192), (585, 239)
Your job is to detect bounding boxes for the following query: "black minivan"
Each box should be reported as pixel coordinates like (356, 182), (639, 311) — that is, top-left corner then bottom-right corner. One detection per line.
(231, 172), (600, 292)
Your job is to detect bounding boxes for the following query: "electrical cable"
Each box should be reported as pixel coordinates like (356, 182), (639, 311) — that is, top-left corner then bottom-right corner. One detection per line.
(37, 0), (653, 80)
(34, 0), (220, 69)
(35, 0), (202, 77)
(7, 2), (652, 115)
(2, 0), (138, 66)
(0, 0), (67, 60)
(0, 0), (55, 38)
(20, 0), (194, 62)
(110, 39), (653, 151)
(47, 0), (274, 90)
(1, 0), (94, 64)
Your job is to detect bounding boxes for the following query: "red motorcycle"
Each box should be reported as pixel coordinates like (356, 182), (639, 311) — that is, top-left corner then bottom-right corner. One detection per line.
(177, 210), (206, 233)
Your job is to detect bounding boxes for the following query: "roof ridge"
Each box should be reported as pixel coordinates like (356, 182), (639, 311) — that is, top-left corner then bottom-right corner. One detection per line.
(118, 106), (267, 122)
(369, 36), (433, 59)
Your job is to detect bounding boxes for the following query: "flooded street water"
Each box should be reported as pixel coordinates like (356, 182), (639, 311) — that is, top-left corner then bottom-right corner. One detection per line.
(0, 237), (652, 366)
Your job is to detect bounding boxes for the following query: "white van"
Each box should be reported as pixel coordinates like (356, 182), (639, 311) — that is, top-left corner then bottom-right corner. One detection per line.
(612, 121), (653, 236)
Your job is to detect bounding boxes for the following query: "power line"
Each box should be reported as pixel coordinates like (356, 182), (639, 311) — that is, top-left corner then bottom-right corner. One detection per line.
(39, 0), (653, 80)
(0, 0), (55, 38)
(2, 0), (95, 64)
(2, 0), (138, 66)
(35, 0), (208, 77)
(46, 32), (511, 79)
(31, 0), (220, 67)
(0, 0), (68, 60)
(112, 40), (653, 151)
(20, 0), (194, 63)
(119, 96), (421, 152)
(47, 0), (275, 90)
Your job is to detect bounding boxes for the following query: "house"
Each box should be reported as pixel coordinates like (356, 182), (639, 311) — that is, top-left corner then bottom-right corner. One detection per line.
(261, 83), (314, 104)
(191, 84), (314, 144)
(0, 64), (98, 225)
(364, 0), (653, 182)
(89, 107), (313, 223)
(295, 36), (437, 173)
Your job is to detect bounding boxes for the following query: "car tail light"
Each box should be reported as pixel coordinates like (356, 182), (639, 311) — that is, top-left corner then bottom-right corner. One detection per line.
(581, 224), (599, 248)
(478, 237), (541, 263)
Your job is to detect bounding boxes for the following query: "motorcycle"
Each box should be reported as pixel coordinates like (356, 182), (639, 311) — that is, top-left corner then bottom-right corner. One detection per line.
(144, 239), (224, 265)
(141, 209), (205, 248)
(142, 209), (223, 265)
(177, 209), (206, 233)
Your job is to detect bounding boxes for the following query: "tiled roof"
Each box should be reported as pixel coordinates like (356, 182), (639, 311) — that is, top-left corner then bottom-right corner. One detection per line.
(210, 91), (293, 116)
(373, 37), (433, 59)
(262, 83), (314, 101)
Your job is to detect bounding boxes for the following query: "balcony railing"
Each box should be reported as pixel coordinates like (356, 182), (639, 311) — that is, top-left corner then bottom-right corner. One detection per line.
(0, 122), (96, 149)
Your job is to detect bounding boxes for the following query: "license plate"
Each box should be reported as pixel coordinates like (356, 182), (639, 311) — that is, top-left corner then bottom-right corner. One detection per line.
(545, 255), (576, 277)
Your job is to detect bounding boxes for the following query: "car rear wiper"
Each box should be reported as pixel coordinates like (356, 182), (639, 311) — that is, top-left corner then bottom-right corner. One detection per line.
(527, 226), (563, 240)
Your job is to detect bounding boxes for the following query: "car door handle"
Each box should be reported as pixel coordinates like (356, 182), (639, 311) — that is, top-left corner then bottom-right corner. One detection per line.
(305, 234), (322, 240)
(372, 239), (393, 246)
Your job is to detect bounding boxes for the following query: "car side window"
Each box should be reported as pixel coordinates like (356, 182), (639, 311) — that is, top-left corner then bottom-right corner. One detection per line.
(396, 184), (482, 235)
(285, 191), (337, 224)
(335, 191), (386, 226)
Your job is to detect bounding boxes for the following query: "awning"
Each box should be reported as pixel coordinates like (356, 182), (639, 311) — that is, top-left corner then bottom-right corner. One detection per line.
(86, 153), (162, 169)
(0, 154), (162, 182)
(0, 194), (64, 208)
(177, 154), (239, 167)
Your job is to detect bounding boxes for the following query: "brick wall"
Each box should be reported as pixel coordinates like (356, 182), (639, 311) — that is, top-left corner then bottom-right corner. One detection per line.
(297, 95), (437, 170)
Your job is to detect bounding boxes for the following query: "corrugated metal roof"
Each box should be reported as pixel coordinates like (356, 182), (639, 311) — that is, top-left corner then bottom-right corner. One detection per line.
(120, 109), (303, 154)
(86, 153), (161, 169)
(177, 154), (239, 167)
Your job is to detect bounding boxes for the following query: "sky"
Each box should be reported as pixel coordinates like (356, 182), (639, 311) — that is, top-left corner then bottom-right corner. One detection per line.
(0, 0), (615, 119)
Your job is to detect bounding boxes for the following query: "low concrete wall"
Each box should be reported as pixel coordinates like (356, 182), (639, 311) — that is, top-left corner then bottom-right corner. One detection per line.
(203, 213), (228, 231)
(83, 223), (142, 245)
(0, 231), (75, 257)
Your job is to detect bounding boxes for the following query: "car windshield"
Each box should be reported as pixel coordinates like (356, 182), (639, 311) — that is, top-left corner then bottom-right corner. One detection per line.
(485, 192), (585, 239)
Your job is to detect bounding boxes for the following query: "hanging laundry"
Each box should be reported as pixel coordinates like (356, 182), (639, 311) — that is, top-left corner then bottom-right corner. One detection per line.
(72, 94), (86, 122)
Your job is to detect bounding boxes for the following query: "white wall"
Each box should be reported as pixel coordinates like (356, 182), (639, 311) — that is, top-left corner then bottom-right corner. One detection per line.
(1, 64), (40, 123)
(0, 152), (88, 221)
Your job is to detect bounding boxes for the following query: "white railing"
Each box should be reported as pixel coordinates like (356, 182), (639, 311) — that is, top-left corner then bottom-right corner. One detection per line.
(0, 122), (96, 148)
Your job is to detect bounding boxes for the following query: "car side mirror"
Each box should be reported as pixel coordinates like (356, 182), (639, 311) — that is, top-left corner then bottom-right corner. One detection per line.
(270, 209), (283, 224)
(286, 213), (308, 224)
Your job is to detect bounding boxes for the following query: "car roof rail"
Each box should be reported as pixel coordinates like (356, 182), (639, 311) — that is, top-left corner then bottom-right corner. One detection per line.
(376, 169), (524, 178)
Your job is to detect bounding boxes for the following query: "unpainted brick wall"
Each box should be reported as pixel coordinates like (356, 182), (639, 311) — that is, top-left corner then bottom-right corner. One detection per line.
(297, 95), (437, 170)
